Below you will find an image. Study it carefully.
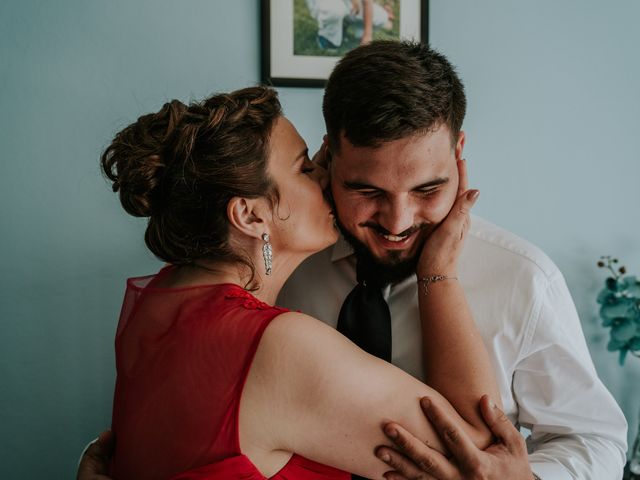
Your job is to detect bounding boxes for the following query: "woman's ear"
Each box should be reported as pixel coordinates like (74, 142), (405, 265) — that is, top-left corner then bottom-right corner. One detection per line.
(227, 196), (268, 239)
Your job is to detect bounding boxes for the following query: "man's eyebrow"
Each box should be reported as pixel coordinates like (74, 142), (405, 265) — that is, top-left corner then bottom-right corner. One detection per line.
(344, 177), (449, 191)
(344, 181), (380, 190)
(412, 177), (449, 190)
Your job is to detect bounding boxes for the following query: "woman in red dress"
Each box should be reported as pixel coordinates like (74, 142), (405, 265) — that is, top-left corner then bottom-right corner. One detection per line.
(99, 86), (500, 479)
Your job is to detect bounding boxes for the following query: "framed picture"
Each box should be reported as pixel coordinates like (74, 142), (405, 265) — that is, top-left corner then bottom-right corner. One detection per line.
(261, 0), (429, 87)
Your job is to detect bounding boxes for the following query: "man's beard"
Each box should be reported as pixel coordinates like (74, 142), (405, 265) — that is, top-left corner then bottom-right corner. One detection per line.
(335, 218), (426, 286)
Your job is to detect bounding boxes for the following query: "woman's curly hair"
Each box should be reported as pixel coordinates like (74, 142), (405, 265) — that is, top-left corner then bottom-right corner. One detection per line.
(101, 86), (282, 279)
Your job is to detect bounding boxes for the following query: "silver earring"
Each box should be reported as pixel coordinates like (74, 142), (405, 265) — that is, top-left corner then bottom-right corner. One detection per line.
(262, 233), (272, 275)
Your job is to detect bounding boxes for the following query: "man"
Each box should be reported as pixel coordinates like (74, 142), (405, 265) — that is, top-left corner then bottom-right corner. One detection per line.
(277, 41), (626, 479)
(78, 41), (627, 479)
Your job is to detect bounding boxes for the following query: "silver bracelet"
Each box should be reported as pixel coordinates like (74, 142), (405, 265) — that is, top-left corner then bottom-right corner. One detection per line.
(417, 274), (458, 295)
(532, 474), (542, 480)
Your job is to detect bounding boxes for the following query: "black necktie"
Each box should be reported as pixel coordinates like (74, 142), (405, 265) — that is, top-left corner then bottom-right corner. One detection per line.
(337, 259), (392, 361)
(337, 257), (392, 361)
(337, 260), (392, 479)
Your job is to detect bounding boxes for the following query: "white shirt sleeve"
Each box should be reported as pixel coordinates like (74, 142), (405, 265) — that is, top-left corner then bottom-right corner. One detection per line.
(513, 273), (627, 479)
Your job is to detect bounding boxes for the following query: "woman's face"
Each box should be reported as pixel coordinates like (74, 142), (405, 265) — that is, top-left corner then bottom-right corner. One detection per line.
(266, 116), (338, 256)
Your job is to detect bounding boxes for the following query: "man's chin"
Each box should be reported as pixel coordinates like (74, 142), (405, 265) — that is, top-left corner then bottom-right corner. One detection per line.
(337, 223), (421, 285)
(366, 255), (418, 285)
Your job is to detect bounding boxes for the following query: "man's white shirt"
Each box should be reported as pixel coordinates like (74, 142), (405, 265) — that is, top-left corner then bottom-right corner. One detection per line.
(278, 215), (627, 480)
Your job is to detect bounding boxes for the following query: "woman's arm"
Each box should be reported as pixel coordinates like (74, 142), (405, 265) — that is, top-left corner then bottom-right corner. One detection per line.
(415, 160), (501, 429)
(240, 311), (494, 479)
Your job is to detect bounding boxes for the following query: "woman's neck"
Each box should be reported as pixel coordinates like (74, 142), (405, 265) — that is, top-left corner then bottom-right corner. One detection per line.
(167, 252), (304, 306)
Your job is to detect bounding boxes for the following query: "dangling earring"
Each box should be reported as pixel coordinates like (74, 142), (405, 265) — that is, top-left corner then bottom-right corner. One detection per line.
(262, 233), (273, 275)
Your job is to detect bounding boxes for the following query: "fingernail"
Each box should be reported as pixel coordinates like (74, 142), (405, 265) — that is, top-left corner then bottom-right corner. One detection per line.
(487, 396), (497, 409)
(420, 397), (431, 409)
(385, 426), (398, 438)
(467, 190), (479, 201)
(380, 453), (391, 462)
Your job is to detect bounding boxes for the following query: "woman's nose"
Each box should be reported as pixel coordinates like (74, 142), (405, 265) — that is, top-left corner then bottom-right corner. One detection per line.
(315, 165), (330, 190)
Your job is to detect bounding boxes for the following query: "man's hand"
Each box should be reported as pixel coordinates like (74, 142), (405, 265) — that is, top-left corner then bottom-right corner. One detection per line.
(376, 395), (534, 480)
(76, 430), (115, 480)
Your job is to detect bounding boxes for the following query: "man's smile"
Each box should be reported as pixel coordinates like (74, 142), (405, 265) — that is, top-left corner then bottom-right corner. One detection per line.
(363, 224), (427, 251)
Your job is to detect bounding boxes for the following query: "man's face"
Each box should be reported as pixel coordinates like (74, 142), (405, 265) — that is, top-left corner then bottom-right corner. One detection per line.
(330, 124), (464, 275)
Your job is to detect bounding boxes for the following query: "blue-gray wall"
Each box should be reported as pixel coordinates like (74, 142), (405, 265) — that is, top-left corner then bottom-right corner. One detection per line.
(1, 1), (638, 476)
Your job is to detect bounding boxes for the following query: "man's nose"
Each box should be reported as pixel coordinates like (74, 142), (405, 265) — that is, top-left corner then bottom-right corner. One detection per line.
(377, 196), (416, 235)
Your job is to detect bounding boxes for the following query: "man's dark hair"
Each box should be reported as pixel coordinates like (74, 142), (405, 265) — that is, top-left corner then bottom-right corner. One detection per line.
(322, 41), (466, 151)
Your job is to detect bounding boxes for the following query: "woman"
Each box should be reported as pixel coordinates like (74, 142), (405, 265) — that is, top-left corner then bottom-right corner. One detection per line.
(101, 86), (500, 479)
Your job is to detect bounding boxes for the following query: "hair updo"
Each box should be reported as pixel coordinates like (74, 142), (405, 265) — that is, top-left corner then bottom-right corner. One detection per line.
(101, 86), (282, 273)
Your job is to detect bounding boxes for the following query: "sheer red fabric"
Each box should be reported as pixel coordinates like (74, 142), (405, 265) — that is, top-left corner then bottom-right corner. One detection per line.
(110, 267), (348, 480)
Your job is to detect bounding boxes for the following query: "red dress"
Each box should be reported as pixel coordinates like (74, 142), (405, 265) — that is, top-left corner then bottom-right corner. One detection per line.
(110, 267), (348, 480)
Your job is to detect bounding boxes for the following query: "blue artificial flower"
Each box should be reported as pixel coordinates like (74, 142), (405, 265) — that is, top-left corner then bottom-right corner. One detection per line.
(611, 318), (637, 342)
(596, 259), (640, 365)
(599, 298), (636, 321)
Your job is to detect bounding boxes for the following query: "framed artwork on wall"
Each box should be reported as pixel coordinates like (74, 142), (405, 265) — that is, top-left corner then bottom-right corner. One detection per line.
(261, 0), (429, 87)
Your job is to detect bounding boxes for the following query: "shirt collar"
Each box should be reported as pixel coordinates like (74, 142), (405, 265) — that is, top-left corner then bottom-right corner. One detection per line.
(331, 235), (355, 262)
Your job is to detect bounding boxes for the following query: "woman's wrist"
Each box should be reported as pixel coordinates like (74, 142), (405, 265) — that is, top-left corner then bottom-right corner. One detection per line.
(416, 264), (458, 280)
(417, 274), (458, 295)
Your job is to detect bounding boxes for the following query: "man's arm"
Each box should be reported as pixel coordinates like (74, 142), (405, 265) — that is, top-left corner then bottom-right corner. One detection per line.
(379, 272), (628, 480)
(514, 273), (627, 479)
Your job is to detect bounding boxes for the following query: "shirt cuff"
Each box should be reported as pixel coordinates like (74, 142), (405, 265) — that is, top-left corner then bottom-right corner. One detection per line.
(529, 462), (573, 480)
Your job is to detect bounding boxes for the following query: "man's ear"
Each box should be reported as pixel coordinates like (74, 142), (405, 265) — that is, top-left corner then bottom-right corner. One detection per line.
(455, 131), (466, 161)
(227, 196), (267, 239)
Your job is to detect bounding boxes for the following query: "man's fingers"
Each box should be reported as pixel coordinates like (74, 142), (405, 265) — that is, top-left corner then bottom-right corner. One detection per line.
(479, 395), (526, 454)
(421, 397), (481, 468)
(379, 423), (457, 479)
(376, 446), (436, 480)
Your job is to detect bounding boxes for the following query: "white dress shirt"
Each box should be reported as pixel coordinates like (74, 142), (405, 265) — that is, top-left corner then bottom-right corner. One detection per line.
(278, 215), (627, 480)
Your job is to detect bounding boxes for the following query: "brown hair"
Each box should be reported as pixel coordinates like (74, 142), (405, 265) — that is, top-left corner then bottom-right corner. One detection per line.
(101, 86), (282, 280)
(323, 41), (466, 151)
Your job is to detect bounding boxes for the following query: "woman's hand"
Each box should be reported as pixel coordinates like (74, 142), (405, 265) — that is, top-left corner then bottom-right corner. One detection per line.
(416, 159), (478, 278)
(76, 431), (114, 480)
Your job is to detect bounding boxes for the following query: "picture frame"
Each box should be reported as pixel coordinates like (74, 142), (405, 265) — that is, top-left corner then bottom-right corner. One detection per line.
(261, 0), (429, 88)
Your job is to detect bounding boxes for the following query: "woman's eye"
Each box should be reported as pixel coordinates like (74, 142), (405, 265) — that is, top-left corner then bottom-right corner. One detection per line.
(301, 158), (316, 174)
